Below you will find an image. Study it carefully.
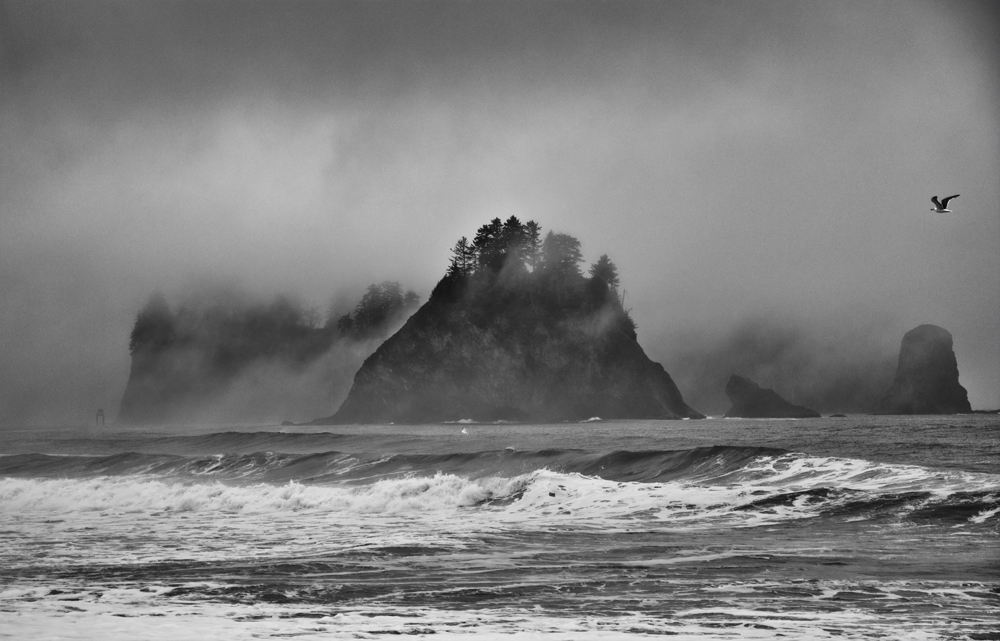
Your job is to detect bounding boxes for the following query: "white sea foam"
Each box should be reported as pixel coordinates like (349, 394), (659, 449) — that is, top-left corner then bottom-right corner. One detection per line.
(0, 586), (962, 640)
(0, 474), (522, 516)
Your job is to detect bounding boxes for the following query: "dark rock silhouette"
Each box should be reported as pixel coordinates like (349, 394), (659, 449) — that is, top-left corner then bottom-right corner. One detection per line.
(723, 374), (820, 418)
(874, 324), (971, 415)
(313, 218), (703, 424)
(313, 280), (703, 424)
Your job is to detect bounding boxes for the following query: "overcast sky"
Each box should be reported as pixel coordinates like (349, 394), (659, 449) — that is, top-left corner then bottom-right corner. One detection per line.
(1, 0), (997, 424)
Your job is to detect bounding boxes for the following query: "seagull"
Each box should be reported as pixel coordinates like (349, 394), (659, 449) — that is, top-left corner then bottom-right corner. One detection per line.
(461, 427), (469, 435)
(931, 195), (959, 213)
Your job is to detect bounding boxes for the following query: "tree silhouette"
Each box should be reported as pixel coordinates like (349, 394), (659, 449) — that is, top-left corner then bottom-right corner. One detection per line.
(337, 281), (420, 338)
(540, 231), (584, 277)
(472, 217), (505, 271)
(588, 254), (620, 292)
(524, 220), (542, 271)
(448, 236), (474, 276)
(336, 313), (355, 334)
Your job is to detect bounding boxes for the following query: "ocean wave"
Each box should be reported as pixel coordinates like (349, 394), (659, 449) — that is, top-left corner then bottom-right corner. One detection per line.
(0, 445), (790, 484)
(0, 473), (529, 516)
(4, 444), (1000, 498)
(2, 458), (997, 528)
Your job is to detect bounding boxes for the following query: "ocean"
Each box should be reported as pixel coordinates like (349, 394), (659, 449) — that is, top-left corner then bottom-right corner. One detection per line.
(1, 415), (997, 640)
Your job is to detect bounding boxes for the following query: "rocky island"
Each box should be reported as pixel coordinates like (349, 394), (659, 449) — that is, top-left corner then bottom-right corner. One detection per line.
(874, 324), (971, 414)
(723, 374), (821, 418)
(119, 283), (419, 424)
(312, 217), (703, 424)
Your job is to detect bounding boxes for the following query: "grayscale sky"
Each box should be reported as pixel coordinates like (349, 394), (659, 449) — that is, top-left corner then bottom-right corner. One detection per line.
(1, 0), (997, 424)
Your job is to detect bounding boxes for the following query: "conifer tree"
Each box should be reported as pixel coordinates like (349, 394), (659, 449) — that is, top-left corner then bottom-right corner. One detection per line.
(524, 220), (542, 270)
(588, 254), (620, 292)
(473, 218), (505, 271)
(501, 216), (525, 263)
(448, 236), (473, 276)
(540, 231), (584, 277)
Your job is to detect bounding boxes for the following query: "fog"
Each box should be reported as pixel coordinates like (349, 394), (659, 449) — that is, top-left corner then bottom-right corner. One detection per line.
(1, 0), (997, 426)
(664, 310), (901, 416)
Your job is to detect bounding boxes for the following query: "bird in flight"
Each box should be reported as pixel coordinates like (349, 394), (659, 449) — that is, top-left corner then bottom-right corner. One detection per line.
(931, 195), (959, 212)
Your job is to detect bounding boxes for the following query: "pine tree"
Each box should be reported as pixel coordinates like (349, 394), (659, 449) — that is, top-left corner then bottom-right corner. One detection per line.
(588, 254), (620, 292)
(448, 236), (473, 276)
(524, 220), (542, 270)
(473, 218), (505, 271)
(540, 231), (584, 277)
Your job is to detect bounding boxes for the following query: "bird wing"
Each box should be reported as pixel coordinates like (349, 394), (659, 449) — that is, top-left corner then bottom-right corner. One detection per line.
(941, 194), (959, 207)
(931, 196), (942, 208)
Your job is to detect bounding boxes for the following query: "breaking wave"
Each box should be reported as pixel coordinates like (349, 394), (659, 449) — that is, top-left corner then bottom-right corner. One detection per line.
(2, 445), (997, 528)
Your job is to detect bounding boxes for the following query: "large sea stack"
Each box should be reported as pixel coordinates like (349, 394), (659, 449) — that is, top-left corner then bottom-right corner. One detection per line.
(723, 374), (820, 418)
(874, 324), (971, 414)
(313, 218), (703, 424)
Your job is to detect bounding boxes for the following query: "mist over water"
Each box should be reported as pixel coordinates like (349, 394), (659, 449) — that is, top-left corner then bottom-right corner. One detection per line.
(663, 313), (900, 416)
(114, 282), (420, 425)
(1, 0), (998, 426)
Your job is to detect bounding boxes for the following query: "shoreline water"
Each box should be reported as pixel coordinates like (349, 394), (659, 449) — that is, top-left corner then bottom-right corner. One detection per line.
(2, 416), (997, 639)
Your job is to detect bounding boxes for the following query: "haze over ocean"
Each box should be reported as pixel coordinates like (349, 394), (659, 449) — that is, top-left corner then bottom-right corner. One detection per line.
(1, 0), (998, 425)
(1, 3), (999, 638)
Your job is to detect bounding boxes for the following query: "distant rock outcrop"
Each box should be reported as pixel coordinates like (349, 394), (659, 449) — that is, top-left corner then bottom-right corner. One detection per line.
(312, 218), (703, 424)
(118, 284), (419, 424)
(874, 324), (971, 415)
(723, 374), (820, 418)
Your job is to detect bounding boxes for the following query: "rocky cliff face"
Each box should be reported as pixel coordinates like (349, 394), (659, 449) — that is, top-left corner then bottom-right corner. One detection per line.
(313, 273), (703, 424)
(874, 324), (971, 414)
(723, 374), (821, 418)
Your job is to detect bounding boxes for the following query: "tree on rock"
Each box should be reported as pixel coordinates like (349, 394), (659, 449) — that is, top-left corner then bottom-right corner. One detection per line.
(448, 237), (474, 277)
(540, 231), (584, 277)
(588, 254), (620, 293)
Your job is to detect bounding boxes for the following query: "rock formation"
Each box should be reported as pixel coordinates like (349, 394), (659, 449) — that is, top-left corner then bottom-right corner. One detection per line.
(313, 279), (703, 424)
(312, 218), (703, 424)
(723, 374), (820, 418)
(118, 284), (418, 424)
(874, 324), (971, 414)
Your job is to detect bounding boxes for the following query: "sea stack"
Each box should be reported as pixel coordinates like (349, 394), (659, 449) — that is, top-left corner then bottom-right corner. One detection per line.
(723, 374), (820, 419)
(874, 324), (971, 414)
(312, 217), (703, 424)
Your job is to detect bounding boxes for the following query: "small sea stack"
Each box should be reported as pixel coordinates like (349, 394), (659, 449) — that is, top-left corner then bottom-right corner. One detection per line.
(874, 324), (971, 414)
(723, 374), (821, 419)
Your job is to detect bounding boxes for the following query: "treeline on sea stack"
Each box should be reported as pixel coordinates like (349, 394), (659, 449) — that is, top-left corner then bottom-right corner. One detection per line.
(434, 216), (634, 335)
